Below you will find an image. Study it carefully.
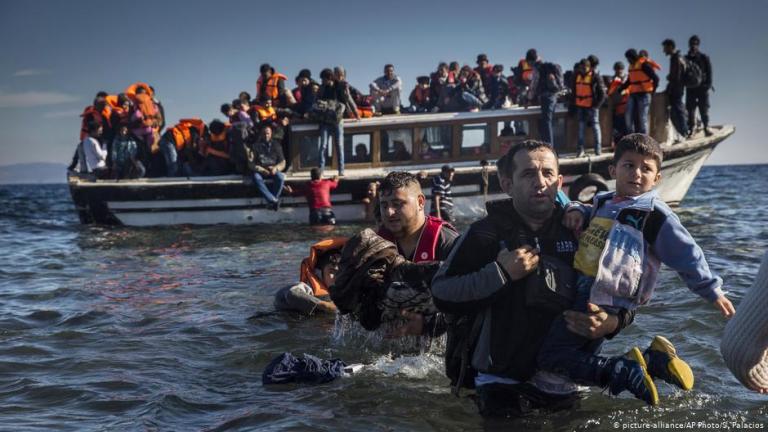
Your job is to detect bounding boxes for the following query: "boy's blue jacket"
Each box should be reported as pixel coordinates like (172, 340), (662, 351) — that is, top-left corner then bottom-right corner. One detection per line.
(573, 190), (723, 309)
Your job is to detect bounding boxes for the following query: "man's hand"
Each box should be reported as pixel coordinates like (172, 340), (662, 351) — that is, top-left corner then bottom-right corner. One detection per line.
(713, 295), (735, 318)
(331, 175), (339, 182)
(496, 245), (539, 281)
(563, 209), (584, 234)
(269, 167), (277, 176)
(563, 303), (619, 339)
(385, 310), (424, 338)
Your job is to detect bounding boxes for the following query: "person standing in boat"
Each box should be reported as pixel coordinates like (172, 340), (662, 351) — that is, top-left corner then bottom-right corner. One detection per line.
(76, 122), (108, 179)
(430, 165), (455, 223)
(316, 67), (359, 177)
(662, 39), (689, 140)
(370, 64), (403, 115)
(686, 35), (713, 137)
(376, 171), (459, 337)
(572, 58), (606, 157)
(526, 51), (564, 149)
(248, 124), (286, 211)
(608, 61), (629, 141)
(621, 49), (659, 135)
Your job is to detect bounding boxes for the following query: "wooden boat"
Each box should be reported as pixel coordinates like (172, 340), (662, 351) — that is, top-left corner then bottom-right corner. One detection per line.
(68, 94), (734, 226)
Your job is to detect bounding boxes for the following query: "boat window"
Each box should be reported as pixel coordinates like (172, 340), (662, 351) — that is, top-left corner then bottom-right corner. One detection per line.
(418, 126), (452, 161)
(461, 123), (490, 156)
(497, 120), (530, 154)
(344, 133), (372, 164)
(381, 129), (413, 162)
(298, 134), (325, 168)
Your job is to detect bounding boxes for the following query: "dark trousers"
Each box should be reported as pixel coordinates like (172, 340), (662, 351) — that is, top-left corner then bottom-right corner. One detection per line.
(668, 89), (689, 137)
(686, 87), (710, 128)
(539, 94), (557, 148)
(612, 114), (627, 141)
(309, 207), (336, 225)
(475, 383), (580, 418)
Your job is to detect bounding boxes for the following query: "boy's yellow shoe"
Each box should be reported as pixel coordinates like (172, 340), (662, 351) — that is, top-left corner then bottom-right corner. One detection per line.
(644, 335), (695, 391)
(608, 347), (660, 406)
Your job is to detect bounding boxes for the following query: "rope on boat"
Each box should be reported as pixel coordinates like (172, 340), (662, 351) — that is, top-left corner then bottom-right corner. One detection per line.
(720, 251), (768, 391)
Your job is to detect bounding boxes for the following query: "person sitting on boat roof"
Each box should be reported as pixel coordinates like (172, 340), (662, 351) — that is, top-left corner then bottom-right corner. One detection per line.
(231, 98), (254, 129)
(253, 97), (289, 139)
(458, 65), (488, 112)
(274, 238), (345, 315)
(430, 165), (455, 223)
(608, 61), (630, 141)
(111, 124), (145, 180)
(75, 122), (108, 179)
(298, 168), (340, 226)
(537, 133), (735, 406)
(375, 171), (459, 337)
(202, 119), (233, 176)
(526, 50), (564, 149)
(370, 64), (402, 115)
(484, 64), (509, 110)
(220, 103), (236, 126)
(248, 124), (286, 211)
(513, 51), (536, 105)
(686, 35), (713, 137)
(256, 63), (288, 107)
(406, 76), (432, 113)
(292, 69), (316, 118)
(429, 63), (453, 113)
(621, 49), (660, 135)
(474, 53), (494, 95)
(573, 58), (607, 157)
(662, 39), (690, 140)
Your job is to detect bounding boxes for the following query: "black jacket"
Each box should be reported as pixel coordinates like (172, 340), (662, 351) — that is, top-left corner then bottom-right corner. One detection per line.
(686, 51), (713, 89)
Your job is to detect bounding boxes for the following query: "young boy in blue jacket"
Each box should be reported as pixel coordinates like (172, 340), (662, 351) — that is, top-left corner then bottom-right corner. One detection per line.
(537, 133), (735, 406)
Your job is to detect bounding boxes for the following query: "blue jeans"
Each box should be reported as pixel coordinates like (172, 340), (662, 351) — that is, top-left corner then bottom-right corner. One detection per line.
(625, 92), (651, 134)
(253, 171), (285, 204)
(159, 137), (178, 177)
(577, 107), (601, 154)
(461, 92), (483, 110)
(536, 274), (620, 387)
(320, 122), (344, 174)
(668, 89), (688, 137)
(539, 94), (557, 148)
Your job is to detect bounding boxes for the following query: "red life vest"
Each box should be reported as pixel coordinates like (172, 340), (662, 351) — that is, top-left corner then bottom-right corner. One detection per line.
(378, 215), (445, 263)
(518, 59), (534, 84)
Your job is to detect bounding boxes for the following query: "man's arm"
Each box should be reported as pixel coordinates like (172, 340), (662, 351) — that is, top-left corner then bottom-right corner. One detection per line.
(643, 63), (660, 91)
(433, 194), (441, 219)
(564, 304), (636, 340)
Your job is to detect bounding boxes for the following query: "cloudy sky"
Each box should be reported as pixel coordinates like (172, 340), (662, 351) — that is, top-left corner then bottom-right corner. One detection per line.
(1, 0), (765, 166)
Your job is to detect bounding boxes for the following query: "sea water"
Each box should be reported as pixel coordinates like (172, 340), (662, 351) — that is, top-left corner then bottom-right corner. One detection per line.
(0, 165), (766, 431)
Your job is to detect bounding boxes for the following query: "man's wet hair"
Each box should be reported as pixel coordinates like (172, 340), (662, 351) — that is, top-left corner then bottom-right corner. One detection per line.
(317, 250), (341, 273)
(625, 49), (639, 62)
(310, 167), (322, 180)
(496, 140), (558, 179)
(588, 54), (600, 68)
(613, 133), (663, 170)
(662, 38), (676, 49)
(526, 49), (538, 63)
(379, 171), (421, 196)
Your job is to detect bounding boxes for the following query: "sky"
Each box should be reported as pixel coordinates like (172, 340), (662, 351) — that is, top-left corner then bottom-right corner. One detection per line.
(1, 0), (766, 166)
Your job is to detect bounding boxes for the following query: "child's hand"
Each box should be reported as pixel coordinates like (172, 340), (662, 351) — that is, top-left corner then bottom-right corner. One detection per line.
(713, 295), (736, 318)
(563, 209), (584, 234)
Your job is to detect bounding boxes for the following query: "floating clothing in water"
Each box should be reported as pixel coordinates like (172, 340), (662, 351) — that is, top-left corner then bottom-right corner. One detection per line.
(262, 352), (346, 385)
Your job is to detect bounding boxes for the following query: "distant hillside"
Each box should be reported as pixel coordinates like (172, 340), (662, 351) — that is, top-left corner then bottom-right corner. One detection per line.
(0, 163), (68, 184)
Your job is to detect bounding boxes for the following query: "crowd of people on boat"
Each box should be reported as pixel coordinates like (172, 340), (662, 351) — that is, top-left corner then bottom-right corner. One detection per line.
(69, 35), (713, 186)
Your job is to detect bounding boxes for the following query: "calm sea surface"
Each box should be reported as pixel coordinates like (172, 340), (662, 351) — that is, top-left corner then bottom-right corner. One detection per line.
(1, 165), (767, 431)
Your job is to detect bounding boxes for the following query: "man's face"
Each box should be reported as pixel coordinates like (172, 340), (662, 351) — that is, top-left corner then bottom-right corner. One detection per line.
(663, 45), (673, 55)
(321, 254), (340, 288)
(385, 66), (395, 80)
(379, 185), (425, 237)
(500, 148), (562, 220)
(690, 43), (700, 54)
(478, 60), (488, 69)
(299, 77), (310, 87)
(263, 127), (272, 141)
(609, 151), (661, 197)
(263, 69), (272, 79)
(442, 170), (454, 182)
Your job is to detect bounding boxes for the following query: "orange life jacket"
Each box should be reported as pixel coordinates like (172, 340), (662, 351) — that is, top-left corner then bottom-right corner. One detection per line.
(574, 70), (594, 108)
(206, 129), (230, 159)
(645, 58), (662, 71)
(356, 106), (374, 118)
(628, 58), (655, 94)
(299, 237), (347, 296)
(134, 93), (159, 128)
(125, 82), (154, 99)
(519, 59), (534, 84)
(608, 76), (629, 115)
(256, 72), (288, 102)
(79, 105), (111, 140)
(254, 105), (277, 122)
(105, 94), (120, 109)
(170, 118), (206, 151)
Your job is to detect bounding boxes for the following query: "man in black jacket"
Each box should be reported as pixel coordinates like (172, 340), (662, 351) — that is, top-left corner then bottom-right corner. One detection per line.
(663, 39), (689, 139)
(249, 125), (286, 211)
(431, 140), (637, 417)
(685, 35), (714, 136)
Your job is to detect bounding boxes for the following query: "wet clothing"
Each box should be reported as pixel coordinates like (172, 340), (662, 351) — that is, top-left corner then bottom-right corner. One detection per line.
(274, 282), (328, 315)
(262, 352), (346, 385)
(305, 179), (338, 210)
(309, 208), (336, 226)
(430, 175), (454, 222)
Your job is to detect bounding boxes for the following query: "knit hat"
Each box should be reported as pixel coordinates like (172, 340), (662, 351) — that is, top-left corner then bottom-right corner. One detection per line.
(721, 251), (768, 391)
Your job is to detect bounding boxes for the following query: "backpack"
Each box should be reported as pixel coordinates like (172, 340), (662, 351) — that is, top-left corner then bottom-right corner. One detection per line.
(682, 58), (704, 88)
(310, 99), (345, 125)
(538, 62), (564, 95)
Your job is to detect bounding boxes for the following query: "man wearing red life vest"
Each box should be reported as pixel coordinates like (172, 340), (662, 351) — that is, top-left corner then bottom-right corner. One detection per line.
(376, 171), (459, 336)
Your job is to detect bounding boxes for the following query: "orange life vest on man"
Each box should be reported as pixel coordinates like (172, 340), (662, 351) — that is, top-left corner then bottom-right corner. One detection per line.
(254, 105), (277, 122)
(125, 82), (154, 99)
(256, 72), (288, 102)
(79, 105), (111, 140)
(574, 70), (595, 108)
(518, 59), (534, 84)
(299, 237), (347, 296)
(169, 118), (206, 151)
(377, 215), (447, 263)
(206, 128), (230, 160)
(628, 58), (655, 94)
(608, 76), (629, 115)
